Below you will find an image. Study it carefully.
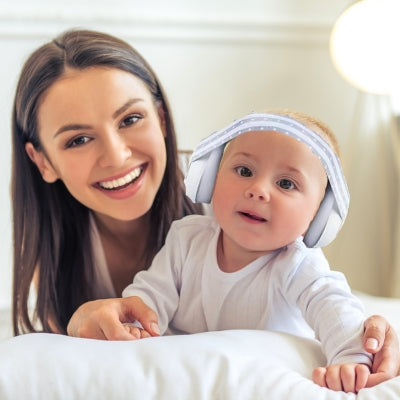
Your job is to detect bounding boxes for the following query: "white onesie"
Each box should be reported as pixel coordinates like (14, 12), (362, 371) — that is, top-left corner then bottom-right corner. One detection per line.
(123, 214), (371, 366)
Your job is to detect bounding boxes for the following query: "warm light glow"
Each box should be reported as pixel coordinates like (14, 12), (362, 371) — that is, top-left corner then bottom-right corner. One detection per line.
(330, 0), (400, 94)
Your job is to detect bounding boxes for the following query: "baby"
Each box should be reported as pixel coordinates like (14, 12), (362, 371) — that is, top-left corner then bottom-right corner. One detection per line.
(123, 110), (371, 392)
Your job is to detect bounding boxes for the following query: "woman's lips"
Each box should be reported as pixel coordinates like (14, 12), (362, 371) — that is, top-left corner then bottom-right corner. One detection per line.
(97, 166), (144, 191)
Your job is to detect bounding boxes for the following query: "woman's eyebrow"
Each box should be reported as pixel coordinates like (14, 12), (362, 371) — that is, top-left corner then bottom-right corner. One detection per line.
(112, 98), (144, 119)
(54, 124), (92, 138)
(53, 98), (145, 138)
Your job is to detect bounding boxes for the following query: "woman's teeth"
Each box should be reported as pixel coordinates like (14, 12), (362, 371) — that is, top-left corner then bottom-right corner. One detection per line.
(99, 167), (142, 190)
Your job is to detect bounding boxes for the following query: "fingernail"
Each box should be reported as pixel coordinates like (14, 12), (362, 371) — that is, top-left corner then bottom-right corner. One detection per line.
(151, 322), (160, 335)
(366, 338), (378, 350)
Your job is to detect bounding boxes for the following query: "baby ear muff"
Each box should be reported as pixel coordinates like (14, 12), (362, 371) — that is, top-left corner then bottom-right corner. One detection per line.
(184, 112), (349, 248)
(185, 145), (225, 204)
(303, 185), (343, 248)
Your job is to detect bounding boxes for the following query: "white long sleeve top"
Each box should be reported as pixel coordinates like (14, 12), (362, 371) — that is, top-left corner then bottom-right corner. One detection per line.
(123, 215), (371, 366)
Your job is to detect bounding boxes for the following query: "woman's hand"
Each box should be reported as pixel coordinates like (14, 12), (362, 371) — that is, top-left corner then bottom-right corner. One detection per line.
(363, 315), (400, 387)
(67, 296), (160, 340)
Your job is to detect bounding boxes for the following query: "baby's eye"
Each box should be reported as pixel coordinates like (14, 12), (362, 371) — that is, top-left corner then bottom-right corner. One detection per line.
(235, 166), (253, 177)
(120, 114), (141, 128)
(277, 179), (295, 190)
(67, 136), (91, 148)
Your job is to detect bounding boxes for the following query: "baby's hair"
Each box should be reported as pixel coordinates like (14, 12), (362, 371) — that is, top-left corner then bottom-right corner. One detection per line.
(266, 109), (341, 157)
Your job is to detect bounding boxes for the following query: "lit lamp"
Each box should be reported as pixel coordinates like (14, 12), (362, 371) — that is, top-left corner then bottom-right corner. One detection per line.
(330, 0), (400, 95)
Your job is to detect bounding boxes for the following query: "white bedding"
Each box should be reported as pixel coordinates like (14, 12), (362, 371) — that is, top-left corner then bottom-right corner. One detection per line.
(0, 292), (400, 400)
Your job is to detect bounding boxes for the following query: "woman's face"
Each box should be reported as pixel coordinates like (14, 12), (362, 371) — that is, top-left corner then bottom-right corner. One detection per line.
(27, 66), (167, 222)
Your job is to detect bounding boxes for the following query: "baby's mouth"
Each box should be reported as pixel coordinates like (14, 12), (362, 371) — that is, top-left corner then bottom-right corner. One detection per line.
(239, 211), (266, 222)
(97, 166), (143, 190)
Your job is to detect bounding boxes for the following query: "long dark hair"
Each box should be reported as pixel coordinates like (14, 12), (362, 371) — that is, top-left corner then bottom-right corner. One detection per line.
(12, 29), (202, 335)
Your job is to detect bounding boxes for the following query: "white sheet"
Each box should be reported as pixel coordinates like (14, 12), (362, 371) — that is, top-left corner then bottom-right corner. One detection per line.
(0, 292), (400, 400)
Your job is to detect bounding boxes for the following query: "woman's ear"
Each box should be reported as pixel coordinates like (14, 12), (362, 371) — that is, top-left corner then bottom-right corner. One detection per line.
(25, 142), (59, 183)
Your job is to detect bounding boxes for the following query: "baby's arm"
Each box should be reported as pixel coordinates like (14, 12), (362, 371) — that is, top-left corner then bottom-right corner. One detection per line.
(312, 363), (370, 393)
(285, 253), (373, 391)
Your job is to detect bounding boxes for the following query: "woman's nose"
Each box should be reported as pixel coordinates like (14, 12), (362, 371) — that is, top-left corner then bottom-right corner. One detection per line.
(244, 181), (270, 202)
(98, 132), (132, 168)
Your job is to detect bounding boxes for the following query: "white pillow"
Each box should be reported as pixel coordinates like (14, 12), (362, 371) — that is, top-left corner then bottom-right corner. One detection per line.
(0, 329), (399, 399)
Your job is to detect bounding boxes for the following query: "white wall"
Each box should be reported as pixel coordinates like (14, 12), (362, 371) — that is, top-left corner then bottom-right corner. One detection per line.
(3, 0), (381, 308)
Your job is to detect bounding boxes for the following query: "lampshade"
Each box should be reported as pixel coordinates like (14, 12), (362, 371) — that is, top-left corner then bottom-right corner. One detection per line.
(330, 0), (400, 95)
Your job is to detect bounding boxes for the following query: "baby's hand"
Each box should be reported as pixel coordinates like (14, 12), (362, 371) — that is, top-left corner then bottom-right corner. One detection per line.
(312, 363), (371, 393)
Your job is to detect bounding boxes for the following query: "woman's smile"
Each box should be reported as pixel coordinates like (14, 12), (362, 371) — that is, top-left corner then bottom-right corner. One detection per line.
(94, 163), (148, 202)
(97, 165), (145, 191)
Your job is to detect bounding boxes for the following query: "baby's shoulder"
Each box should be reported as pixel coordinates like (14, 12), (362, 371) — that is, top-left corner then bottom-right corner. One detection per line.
(278, 239), (330, 272)
(171, 214), (218, 235)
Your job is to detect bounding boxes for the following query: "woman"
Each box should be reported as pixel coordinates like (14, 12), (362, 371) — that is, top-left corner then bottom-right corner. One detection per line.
(11, 29), (399, 385)
(12, 28), (202, 335)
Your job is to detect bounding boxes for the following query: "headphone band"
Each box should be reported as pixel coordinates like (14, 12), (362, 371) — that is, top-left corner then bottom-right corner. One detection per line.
(189, 112), (349, 221)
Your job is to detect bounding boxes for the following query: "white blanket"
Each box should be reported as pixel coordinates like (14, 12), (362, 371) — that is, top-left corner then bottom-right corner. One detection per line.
(1, 292), (400, 399)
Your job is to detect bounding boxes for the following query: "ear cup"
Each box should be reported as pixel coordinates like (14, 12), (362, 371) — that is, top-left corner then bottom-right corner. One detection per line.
(303, 186), (343, 248)
(185, 145), (225, 203)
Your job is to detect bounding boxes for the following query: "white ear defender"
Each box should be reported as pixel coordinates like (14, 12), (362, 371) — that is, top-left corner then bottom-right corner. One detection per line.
(184, 112), (350, 248)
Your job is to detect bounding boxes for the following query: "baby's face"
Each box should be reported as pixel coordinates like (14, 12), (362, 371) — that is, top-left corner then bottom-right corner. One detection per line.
(212, 130), (327, 258)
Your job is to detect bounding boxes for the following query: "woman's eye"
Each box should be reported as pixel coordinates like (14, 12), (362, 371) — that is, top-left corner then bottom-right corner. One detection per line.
(67, 136), (91, 148)
(120, 114), (141, 128)
(235, 166), (252, 177)
(278, 179), (295, 190)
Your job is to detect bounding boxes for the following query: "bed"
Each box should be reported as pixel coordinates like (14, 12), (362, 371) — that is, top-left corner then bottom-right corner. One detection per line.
(0, 291), (399, 399)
